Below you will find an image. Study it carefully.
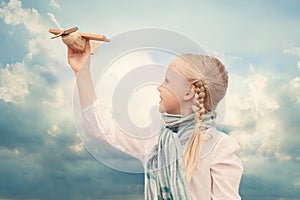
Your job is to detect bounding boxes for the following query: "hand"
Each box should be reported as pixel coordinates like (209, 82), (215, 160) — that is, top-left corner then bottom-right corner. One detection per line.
(67, 39), (92, 73)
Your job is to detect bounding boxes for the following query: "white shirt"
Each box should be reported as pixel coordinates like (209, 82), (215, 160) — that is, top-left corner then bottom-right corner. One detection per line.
(81, 101), (243, 200)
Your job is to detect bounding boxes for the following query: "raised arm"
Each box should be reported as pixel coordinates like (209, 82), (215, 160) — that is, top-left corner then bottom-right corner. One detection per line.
(67, 41), (158, 164)
(68, 40), (96, 108)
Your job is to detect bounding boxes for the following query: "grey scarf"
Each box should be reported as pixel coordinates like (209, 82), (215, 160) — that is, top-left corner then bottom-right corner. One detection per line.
(146, 112), (216, 200)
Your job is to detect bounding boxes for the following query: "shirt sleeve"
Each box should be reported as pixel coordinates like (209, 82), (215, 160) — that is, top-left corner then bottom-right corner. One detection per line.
(81, 100), (159, 165)
(210, 134), (243, 200)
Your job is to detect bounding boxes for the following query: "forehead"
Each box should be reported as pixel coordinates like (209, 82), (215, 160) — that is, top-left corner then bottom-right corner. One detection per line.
(166, 63), (187, 83)
(168, 56), (188, 70)
(166, 57), (187, 79)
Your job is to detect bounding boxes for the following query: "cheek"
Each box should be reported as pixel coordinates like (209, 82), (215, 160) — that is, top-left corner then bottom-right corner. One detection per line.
(163, 88), (180, 105)
(165, 81), (187, 98)
(161, 86), (175, 97)
(159, 86), (182, 114)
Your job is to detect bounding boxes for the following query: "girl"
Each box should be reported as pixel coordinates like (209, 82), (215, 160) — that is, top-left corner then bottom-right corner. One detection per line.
(68, 40), (243, 199)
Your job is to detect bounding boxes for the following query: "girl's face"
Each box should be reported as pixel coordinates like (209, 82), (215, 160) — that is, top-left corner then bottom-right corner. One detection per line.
(157, 58), (190, 114)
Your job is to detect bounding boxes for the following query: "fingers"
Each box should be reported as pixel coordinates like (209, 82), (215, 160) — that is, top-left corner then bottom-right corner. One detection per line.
(69, 40), (90, 54)
(85, 39), (91, 54)
(67, 46), (74, 58)
(67, 39), (91, 59)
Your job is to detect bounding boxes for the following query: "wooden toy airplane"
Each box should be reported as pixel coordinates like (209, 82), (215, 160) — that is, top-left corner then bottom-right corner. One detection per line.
(49, 27), (110, 53)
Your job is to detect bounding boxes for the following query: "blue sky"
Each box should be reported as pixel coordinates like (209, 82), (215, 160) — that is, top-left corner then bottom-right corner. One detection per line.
(1, 0), (300, 199)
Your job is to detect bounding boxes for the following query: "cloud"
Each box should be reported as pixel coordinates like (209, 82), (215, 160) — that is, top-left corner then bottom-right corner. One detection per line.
(291, 76), (300, 89)
(0, 132), (144, 199)
(0, 62), (34, 103)
(0, 0), (48, 34)
(225, 62), (299, 162)
(47, 12), (61, 29)
(49, 0), (60, 9)
(223, 52), (300, 198)
(42, 87), (66, 108)
(69, 142), (84, 154)
(221, 48), (300, 199)
(0, 1), (145, 199)
(226, 65), (281, 155)
(47, 125), (62, 137)
(284, 46), (300, 75)
(0, 0), (67, 104)
(284, 47), (300, 58)
(0, 98), (144, 199)
(95, 51), (161, 123)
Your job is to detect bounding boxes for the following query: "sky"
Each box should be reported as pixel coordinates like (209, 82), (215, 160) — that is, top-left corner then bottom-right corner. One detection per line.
(0, 0), (300, 199)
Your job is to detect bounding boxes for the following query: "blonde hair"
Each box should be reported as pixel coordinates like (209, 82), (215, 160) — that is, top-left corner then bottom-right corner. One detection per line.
(176, 54), (228, 182)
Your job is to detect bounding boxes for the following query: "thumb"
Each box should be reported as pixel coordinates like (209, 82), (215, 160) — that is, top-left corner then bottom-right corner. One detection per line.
(83, 39), (91, 54)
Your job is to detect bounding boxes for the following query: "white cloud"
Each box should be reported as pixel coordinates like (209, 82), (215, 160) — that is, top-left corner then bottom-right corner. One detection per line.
(0, 0), (76, 153)
(94, 51), (165, 132)
(297, 61), (300, 69)
(244, 68), (279, 112)
(0, 0), (69, 105)
(42, 87), (66, 108)
(225, 64), (288, 167)
(69, 143), (84, 154)
(224, 58), (300, 178)
(284, 47), (300, 73)
(49, 0), (60, 9)
(0, 0), (48, 34)
(47, 12), (61, 29)
(47, 125), (62, 137)
(128, 84), (160, 128)
(289, 73), (300, 105)
(96, 51), (157, 105)
(0, 62), (34, 103)
(283, 47), (300, 58)
(297, 61), (300, 70)
(290, 76), (300, 89)
(0, 0), (64, 60)
(101, 51), (155, 81)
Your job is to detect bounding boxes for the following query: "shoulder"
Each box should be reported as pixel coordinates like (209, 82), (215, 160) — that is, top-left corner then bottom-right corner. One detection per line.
(200, 128), (240, 159)
(214, 131), (241, 155)
(210, 130), (242, 167)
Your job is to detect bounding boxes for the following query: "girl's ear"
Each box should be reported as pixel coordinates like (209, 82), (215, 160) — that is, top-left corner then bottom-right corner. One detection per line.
(183, 84), (196, 101)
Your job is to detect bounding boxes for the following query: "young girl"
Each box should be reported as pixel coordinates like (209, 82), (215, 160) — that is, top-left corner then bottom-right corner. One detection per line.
(68, 40), (243, 199)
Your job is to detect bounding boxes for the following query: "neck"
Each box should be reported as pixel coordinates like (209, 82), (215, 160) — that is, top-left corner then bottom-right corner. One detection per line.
(168, 101), (195, 116)
(168, 107), (193, 116)
(180, 101), (194, 116)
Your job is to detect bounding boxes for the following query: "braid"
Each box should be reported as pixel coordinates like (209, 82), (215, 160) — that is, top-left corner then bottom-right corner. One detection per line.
(185, 80), (207, 182)
(176, 54), (228, 182)
(179, 54), (228, 110)
(195, 80), (206, 121)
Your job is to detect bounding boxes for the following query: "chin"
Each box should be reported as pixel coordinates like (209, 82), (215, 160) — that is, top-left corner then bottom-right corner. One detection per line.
(158, 105), (165, 113)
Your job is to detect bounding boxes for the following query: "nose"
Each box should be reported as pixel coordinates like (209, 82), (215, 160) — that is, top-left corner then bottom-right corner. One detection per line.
(157, 84), (162, 92)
